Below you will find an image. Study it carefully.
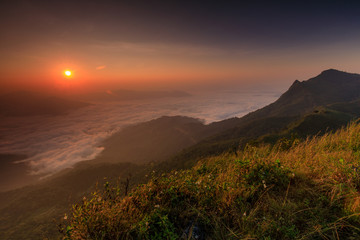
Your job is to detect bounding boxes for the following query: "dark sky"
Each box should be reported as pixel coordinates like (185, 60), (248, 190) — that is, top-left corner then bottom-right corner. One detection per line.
(1, 0), (360, 92)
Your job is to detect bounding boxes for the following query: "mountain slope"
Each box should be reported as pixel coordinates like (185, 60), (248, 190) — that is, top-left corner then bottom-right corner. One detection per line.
(96, 116), (210, 164)
(168, 69), (360, 164)
(62, 121), (360, 239)
(241, 69), (360, 121)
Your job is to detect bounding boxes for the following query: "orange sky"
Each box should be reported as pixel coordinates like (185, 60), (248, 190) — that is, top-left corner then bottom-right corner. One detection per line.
(2, 41), (360, 94)
(2, 1), (360, 94)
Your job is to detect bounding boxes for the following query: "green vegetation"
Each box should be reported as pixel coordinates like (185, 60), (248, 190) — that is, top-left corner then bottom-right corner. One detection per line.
(62, 122), (360, 239)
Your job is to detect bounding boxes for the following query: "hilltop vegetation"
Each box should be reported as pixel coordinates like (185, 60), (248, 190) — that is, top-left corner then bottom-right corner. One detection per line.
(62, 121), (360, 239)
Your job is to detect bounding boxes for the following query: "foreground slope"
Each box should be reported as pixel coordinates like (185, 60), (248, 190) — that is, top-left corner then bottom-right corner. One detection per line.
(0, 116), (213, 239)
(63, 121), (360, 239)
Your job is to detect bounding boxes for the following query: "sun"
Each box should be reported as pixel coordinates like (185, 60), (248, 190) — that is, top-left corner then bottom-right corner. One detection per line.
(64, 70), (72, 77)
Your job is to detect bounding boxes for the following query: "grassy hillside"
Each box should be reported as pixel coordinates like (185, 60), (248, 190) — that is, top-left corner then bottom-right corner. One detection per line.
(165, 103), (360, 172)
(62, 121), (360, 239)
(258, 99), (360, 145)
(0, 116), (249, 239)
(0, 162), (149, 239)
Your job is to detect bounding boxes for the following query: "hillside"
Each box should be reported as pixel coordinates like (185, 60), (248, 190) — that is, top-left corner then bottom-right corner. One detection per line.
(0, 91), (90, 116)
(0, 162), (148, 239)
(96, 116), (210, 164)
(62, 121), (360, 239)
(166, 69), (360, 165)
(242, 69), (360, 120)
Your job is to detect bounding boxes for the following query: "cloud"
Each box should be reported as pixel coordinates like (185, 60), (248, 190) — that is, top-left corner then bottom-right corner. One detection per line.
(0, 90), (280, 177)
(96, 65), (106, 70)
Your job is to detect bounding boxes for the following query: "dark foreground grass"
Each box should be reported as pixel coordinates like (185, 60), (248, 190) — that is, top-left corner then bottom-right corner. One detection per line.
(61, 122), (360, 239)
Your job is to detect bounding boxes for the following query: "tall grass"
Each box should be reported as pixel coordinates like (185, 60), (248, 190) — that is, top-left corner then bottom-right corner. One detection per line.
(61, 122), (360, 239)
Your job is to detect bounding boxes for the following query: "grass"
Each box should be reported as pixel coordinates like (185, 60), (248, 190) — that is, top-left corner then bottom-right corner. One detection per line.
(61, 121), (360, 239)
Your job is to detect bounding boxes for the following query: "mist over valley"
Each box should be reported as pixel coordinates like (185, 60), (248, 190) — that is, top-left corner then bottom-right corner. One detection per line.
(0, 89), (279, 191)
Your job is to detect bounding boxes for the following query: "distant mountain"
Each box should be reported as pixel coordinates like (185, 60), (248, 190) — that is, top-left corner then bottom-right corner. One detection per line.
(165, 69), (360, 168)
(79, 89), (191, 102)
(242, 69), (360, 121)
(97, 116), (209, 164)
(0, 91), (91, 116)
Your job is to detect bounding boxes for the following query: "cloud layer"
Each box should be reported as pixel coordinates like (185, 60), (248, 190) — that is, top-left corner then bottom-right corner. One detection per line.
(0, 90), (279, 176)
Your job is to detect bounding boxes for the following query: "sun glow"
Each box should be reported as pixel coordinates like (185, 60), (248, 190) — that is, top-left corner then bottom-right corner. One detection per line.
(64, 70), (72, 77)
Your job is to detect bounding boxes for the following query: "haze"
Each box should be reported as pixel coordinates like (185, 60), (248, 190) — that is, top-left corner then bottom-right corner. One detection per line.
(2, 1), (360, 94)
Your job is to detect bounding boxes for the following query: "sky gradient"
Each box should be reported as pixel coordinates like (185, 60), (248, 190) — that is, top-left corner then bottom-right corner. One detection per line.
(1, 0), (360, 93)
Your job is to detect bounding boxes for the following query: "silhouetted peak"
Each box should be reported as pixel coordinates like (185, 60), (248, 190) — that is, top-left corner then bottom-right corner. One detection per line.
(317, 69), (354, 78)
(291, 79), (301, 86)
(305, 69), (360, 86)
(287, 79), (303, 91)
(320, 68), (342, 74)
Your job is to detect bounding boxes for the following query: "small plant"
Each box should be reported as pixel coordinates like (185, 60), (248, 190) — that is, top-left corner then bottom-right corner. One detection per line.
(245, 160), (291, 191)
(138, 210), (178, 240)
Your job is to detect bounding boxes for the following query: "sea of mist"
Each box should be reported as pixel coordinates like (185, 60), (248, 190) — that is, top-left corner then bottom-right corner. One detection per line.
(0, 90), (280, 178)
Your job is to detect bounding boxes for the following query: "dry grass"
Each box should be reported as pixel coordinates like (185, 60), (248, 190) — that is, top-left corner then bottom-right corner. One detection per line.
(61, 122), (360, 239)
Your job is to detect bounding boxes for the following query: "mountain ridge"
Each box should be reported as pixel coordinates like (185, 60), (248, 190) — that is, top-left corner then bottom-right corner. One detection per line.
(239, 69), (360, 121)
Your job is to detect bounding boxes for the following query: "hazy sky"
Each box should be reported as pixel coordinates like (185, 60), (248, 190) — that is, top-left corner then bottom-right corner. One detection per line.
(1, 0), (360, 93)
